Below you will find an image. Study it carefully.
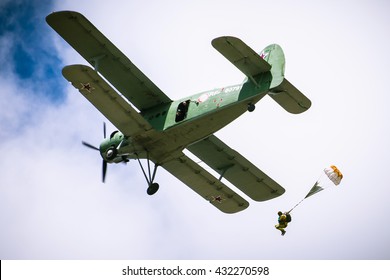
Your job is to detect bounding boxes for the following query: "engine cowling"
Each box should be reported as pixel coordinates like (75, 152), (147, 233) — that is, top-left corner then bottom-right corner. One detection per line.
(99, 131), (127, 162)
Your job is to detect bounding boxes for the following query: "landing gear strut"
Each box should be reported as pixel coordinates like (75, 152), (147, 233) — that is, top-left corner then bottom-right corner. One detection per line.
(136, 152), (159, 195)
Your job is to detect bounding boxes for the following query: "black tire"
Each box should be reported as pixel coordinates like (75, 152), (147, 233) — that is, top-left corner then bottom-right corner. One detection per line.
(147, 183), (159, 195)
(247, 103), (256, 112)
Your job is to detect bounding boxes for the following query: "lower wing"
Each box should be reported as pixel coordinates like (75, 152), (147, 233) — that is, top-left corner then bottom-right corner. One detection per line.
(162, 153), (249, 214)
(187, 135), (285, 201)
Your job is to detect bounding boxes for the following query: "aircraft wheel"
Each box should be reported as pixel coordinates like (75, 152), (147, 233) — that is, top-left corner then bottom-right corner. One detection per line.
(147, 183), (159, 195)
(247, 103), (255, 112)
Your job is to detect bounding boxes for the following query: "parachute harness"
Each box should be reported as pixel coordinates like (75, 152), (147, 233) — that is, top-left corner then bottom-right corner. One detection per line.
(288, 165), (343, 213)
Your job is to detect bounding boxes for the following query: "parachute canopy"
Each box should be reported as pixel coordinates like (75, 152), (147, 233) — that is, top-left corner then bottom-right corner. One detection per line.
(324, 165), (343, 186)
(305, 165), (343, 199)
(288, 165), (344, 213)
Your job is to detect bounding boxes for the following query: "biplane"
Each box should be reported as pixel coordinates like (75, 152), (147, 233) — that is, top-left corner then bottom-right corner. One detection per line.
(46, 11), (311, 213)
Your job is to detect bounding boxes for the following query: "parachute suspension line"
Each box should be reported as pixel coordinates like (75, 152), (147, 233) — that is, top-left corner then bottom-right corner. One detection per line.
(288, 197), (305, 213)
(288, 165), (343, 213)
(289, 179), (322, 213)
(288, 175), (321, 213)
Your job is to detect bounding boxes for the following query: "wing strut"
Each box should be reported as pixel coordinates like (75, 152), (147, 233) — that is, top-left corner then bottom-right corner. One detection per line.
(90, 54), (107, 71)
(218, 164), (234, 181)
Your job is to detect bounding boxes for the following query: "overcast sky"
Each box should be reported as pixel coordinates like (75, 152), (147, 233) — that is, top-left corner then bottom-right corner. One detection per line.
(1, 0), (389, 259)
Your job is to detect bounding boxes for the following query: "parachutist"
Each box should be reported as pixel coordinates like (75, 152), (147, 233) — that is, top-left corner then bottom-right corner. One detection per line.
(275, 211), (292, 236)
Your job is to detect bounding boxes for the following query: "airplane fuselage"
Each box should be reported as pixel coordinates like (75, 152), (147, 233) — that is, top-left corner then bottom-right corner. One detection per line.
(102, 72), (272, 164)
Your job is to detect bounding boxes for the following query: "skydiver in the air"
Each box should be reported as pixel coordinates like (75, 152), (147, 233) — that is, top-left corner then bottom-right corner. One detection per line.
(275, 211), (292, 236)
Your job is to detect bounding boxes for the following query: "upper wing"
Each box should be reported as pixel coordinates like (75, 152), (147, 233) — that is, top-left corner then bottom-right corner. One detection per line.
(161, 153), (249, 214)
(62, 64), (153, 137)
(268, 78), (312, 114)
(46, 11), (171, 111)
(212, 36), (271, 82)
(187, 135), (285, 201)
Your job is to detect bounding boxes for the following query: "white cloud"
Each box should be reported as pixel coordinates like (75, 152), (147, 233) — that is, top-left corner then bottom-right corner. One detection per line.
(1, 0), (390, 260)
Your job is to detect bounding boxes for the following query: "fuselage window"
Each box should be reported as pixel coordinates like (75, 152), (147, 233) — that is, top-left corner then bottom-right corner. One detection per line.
(175, 100), (190, 122)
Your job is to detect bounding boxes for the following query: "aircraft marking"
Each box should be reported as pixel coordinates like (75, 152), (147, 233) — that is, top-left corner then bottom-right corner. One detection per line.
(260, 52), (268, 59)
(211, 195), (225, 203)
(197, 86), (241, 104)
(80, 82), (95, 93)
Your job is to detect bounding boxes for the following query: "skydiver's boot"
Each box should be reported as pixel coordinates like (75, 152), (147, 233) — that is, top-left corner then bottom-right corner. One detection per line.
(281, 229), (286, 236)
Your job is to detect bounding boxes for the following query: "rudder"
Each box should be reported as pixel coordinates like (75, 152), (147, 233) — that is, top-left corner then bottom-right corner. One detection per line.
(259, 44), (285, 88)
(261, 44), (311, 114)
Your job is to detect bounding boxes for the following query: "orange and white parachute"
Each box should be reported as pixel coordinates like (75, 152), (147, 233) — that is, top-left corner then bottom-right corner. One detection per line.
(289, 165), (343, 212)
(305, 165), (343, 199)
(324, 165), (343, 186)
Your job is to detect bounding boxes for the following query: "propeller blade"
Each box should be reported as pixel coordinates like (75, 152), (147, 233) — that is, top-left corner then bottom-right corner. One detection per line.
(102, 160), (107, 183)
(82, 125), (109, 183)
(82, 141), (99, 151)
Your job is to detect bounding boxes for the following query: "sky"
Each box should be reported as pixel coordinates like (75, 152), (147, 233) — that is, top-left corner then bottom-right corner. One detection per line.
(0, 0), (389, 260)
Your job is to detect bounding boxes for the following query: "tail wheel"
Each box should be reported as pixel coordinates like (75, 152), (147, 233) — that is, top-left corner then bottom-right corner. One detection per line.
(247, 103), (255, 112)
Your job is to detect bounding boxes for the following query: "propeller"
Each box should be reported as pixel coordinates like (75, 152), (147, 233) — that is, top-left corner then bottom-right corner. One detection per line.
(82, 122), (108, 183)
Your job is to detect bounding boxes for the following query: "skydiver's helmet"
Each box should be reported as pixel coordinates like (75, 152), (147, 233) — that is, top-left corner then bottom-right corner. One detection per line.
(278, 211), (283, 216)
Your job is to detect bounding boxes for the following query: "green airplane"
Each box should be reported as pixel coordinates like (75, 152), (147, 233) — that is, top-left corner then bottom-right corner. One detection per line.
(46, 11), (311, 214)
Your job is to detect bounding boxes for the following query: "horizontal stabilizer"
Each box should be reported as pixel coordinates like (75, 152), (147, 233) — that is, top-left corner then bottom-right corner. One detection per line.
(268, 78), (311, 114)
(212, 36), (271, 81)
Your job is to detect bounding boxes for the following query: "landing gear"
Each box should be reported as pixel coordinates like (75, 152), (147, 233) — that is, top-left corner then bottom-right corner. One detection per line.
(147, 183), (159, 195)
(136, 152), (160, 196)
(247, 103), (256, 112)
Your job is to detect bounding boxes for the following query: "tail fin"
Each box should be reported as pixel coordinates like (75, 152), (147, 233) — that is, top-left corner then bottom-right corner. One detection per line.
(261, 44), (311, 114)
(212, 37), (311, 114)
(259, 44), (285, 88)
